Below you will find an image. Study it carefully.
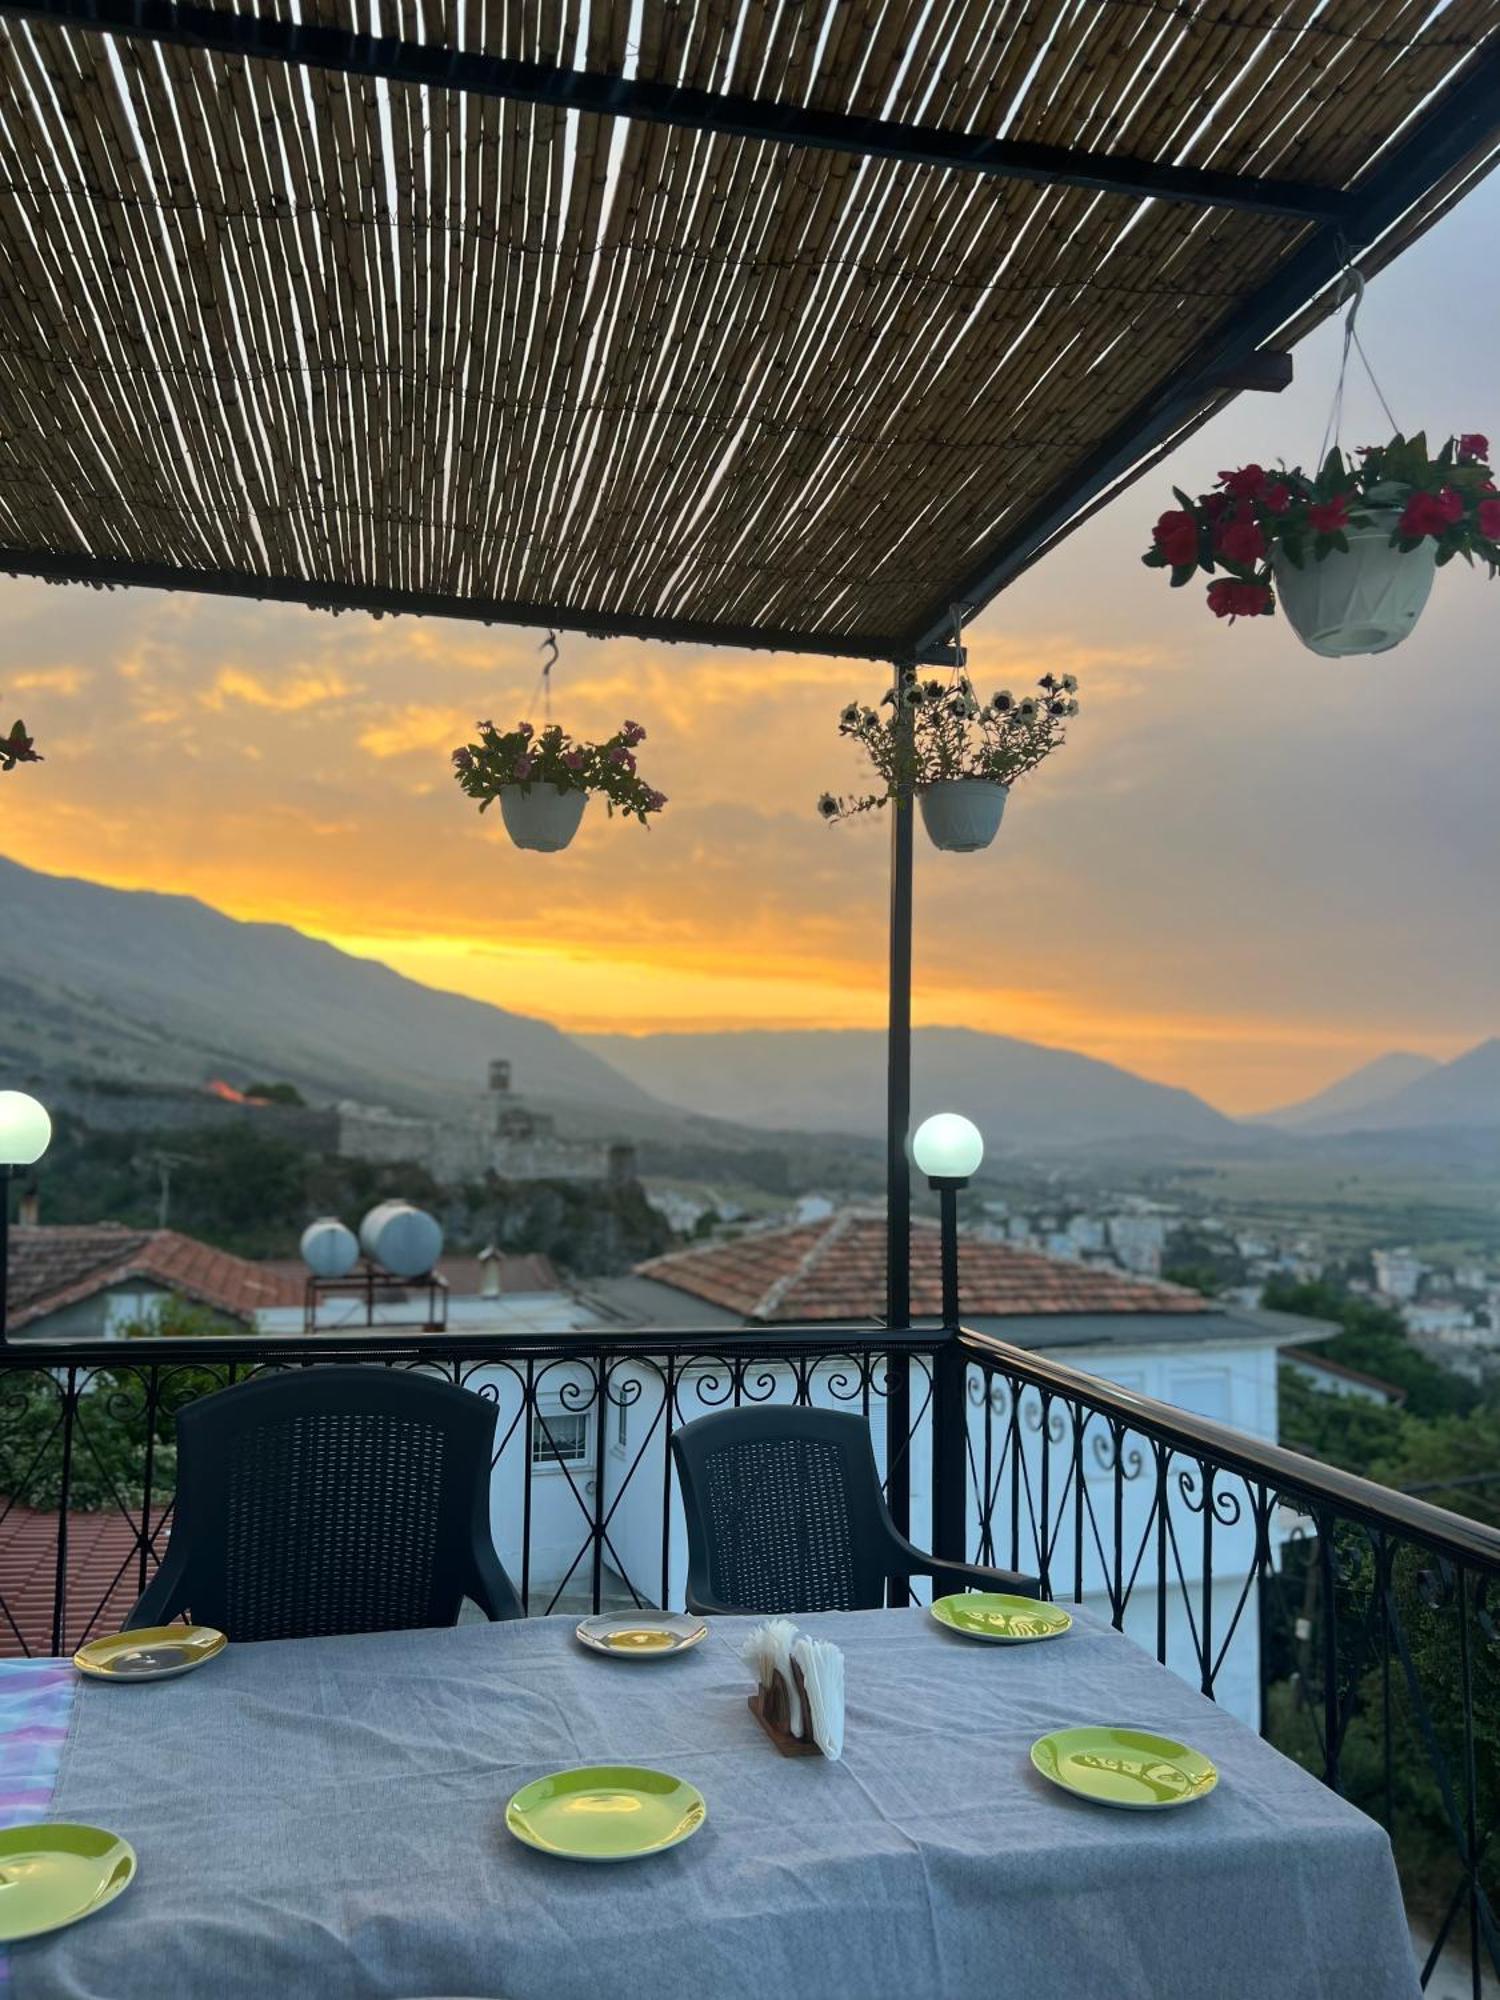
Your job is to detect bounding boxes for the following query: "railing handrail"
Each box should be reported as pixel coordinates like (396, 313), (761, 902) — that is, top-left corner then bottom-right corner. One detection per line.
(960, 1326), (1500, 1574)
(0, 1326), (940, 1367)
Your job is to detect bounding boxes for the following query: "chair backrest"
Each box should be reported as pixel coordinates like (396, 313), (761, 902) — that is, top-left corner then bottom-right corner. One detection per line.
(671, 1406), (896, 1615)
(163, 1366), (503, 1641)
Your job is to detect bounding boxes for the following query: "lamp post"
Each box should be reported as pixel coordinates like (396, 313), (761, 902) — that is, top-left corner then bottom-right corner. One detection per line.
(0, 1092), (51, 1346)
(912, 1112), (984, 1328)
(913, 1112), (984, 1564)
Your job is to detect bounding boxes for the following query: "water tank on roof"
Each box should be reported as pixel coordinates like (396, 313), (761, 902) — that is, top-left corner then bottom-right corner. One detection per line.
(299, 1217), (359, 1280)
(359, 1201), (443, 1279)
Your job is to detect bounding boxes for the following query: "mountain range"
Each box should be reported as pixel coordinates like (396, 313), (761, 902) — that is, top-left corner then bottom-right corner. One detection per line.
(1, 855), (1495, 1160)
(582, 1027), (1242, 1153)
(0, 855), (658, 1130)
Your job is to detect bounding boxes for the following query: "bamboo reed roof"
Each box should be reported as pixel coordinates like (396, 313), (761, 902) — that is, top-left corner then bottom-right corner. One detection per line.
(0, 0), (1497, 662)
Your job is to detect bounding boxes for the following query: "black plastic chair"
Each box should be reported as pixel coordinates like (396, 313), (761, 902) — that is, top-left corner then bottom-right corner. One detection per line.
(129, 1365), (522, 1640)
(671, 1405), (1039, 1616)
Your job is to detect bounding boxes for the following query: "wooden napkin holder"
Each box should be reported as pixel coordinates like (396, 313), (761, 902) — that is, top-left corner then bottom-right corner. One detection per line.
(748, 1658), (821, 1757)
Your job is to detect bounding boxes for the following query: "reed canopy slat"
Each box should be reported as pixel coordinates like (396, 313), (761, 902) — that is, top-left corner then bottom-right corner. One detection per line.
(0, 0), (1496, 661)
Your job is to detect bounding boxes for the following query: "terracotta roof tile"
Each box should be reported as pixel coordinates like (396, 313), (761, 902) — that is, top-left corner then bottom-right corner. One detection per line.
(8, 1226), (302, 1331)
(0, 1506), (153, 1658)
(637, 1211), (1203, 1324)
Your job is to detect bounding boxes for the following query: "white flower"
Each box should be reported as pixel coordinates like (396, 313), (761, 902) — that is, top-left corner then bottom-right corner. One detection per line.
(1061, 673), (1078, 693)
(839, 702), (861, 729)
(991, 690), (1014, 713)
(1016, 697), (1039, 720)
(1066, 697), (1080, 716)
(816, 793), (841, 820)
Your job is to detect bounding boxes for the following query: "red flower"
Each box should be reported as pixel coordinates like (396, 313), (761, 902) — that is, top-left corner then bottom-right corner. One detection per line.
(1262, 483), (1292, 515)
(1214, 514), (1267, 566)
(1218, 464), (1269, 501)
(1477, 498), (1500, 542)
(1399, 490), (1458, 540)
(1437, 485), (1465, 523)
(1152, 509), (1199, 568)
(1458, 433), (1489, 463)
(1206, 578), (1272, 623)
(1201, 492), (1231, 522)
(1307, 494), (1351, 536)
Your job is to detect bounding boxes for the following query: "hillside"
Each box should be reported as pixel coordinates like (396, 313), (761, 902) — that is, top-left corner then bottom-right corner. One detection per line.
(1312, 1038), (1500, 1134)
(583, 1026), (1244, 1155)
(1256, 1052), (1441, 1133)
(0, 856), (665, 1130)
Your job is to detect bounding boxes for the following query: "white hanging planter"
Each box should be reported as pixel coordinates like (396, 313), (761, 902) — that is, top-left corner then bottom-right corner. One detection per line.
(1272, 510), (1438, 658)
(919, 780), (1008, 853)
(497, 784), (588, 852)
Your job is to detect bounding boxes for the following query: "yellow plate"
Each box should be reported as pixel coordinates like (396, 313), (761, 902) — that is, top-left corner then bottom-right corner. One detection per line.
(1031, 1725), (1219, 1810)
(506, 1767), (706, 1862)
(574, 1614), (707, 1659)
(73, 1625), (226, 1682)
(0, 1823), (136, 1941)
(930, 1593), (1073, 1643)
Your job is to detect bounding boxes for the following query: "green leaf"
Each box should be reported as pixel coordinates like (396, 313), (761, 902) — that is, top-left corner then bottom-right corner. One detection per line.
(1169, 563), (1196, 588)
(1171, 486), (1198, 514)
(1320, 446), (1345, 485)
(1282, 535), (1307, 570)
(1142, 549), (1166, 569)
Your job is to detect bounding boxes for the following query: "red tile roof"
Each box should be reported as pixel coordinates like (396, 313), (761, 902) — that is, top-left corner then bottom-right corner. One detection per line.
(7, 1225), (303, 1332)
(637, 1210), (1204, 1324)
(0, 1506), (154, 1658)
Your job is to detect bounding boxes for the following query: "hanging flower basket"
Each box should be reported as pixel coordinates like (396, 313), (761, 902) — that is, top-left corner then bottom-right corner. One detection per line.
(452, 718), (666, 855)
(1143, 433), (1499, 657)
(818, 672), (1078, 854)
(919, 779), (1008, 852)
(497, 783), (589, 852)
(1272, 509), (1437, 657)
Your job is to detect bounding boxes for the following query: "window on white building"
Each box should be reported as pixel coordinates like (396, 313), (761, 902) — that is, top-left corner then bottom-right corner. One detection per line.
(531, 1409), (590, 1468)
(615, 1400), (629, 1454)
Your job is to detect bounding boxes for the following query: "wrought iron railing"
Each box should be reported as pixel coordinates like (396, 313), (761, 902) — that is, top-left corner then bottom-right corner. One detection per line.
(0, 1323), (1494, 1990)
(957, 1329), (1500, 1998)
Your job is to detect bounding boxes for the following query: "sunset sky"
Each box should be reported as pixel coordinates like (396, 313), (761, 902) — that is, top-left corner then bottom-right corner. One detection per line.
(3, 178), (1498, 1118)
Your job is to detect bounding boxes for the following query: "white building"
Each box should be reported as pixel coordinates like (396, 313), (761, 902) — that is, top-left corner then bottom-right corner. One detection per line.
(1372, 1247), (1425, 1303)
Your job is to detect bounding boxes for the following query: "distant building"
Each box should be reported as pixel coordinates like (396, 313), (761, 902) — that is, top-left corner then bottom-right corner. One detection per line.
(336, 1063), (637, 1185)
(1372, 1248), (1425, 1303)
(1402, 1298), (1474, 1338)
(1106, 1211), (1169, 1277)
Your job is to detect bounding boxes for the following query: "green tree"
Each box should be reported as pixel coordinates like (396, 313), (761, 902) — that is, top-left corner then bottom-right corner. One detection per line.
(1264, 1276), (1478, 1418)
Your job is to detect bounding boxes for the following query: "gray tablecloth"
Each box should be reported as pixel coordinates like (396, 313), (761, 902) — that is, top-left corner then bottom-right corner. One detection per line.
(18, 1607), (1418, 2000)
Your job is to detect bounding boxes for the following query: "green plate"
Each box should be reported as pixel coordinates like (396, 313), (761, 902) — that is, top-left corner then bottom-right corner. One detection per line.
(1031, 1726), (1218, 1810)
(930, 1593), (1073, 1643)
(74, 1625), (226, 1682)
(0, 1824), (136, 1941)
(505, 1767), (706, 1862)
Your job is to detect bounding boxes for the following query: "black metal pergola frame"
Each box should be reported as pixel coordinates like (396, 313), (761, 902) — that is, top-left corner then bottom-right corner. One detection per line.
(2, 0), (1499, 1425)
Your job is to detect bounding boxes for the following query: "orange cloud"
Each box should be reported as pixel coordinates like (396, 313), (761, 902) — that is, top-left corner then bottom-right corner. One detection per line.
(203, 667), (355, 713)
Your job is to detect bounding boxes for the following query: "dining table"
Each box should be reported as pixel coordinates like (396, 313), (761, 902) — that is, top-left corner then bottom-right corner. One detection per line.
(3, 1603), (1420, 2000)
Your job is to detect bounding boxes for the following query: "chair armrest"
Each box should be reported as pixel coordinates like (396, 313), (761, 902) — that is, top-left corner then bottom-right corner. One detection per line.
(920, 1558), (1041, 1600)
(126, 1545), (191, 1628)
(683, 1583), (751, 1618)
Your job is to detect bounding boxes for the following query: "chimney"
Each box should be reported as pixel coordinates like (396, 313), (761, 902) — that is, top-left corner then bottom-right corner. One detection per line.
(17, 1188), (38, 1226)
(478, 1245), (504, 1300)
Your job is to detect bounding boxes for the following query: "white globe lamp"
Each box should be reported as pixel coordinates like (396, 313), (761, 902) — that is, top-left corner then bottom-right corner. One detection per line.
(0, 1092), (51, 1167)
(912, 1112), (984, 1186)
(0, 1091), (50, 1347)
